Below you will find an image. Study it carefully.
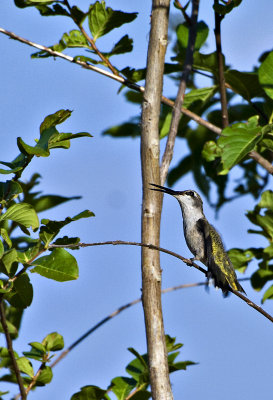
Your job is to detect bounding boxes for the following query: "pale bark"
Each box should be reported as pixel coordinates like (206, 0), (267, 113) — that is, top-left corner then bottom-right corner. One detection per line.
(140, 0), (172, 399)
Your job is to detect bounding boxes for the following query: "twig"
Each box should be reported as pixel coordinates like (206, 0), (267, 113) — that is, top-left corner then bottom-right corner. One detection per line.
(248, 151), (273, 174)
(63, 0), (118, 75)
(0, 302), (26, 400)
(50, 281), (205, 368)
(48, 241), (273, 323)
(160, 0), (200, 183)
(214, 1), (229, 128)
(50, 277), (250, 369)
(174, 0), (192, 25)
(0, 27), (272, 174)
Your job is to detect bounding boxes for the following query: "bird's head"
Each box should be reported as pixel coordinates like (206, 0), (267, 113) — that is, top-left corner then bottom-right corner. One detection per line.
(149, 183), (203, 213)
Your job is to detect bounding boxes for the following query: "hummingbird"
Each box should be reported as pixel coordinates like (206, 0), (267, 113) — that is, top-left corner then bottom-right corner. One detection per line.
(150, 183), (245, 296)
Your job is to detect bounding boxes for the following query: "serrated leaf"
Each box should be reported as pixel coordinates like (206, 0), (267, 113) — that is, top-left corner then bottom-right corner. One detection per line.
(42, 332), (64, 351)
(259, 52), (273, 99)
(88, 1), (137, 42)
(16, 357), (34, 378)
(71, 385), (108, 400)
(0, 203), (39, 230)
(31, 248), (79, 282)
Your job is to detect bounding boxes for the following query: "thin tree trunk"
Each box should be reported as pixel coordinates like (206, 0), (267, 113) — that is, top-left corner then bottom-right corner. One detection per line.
(140, 1), (172, 399)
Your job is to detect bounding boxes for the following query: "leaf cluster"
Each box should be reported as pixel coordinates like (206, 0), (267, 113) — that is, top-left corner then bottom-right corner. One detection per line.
(70, 335), (195, 400)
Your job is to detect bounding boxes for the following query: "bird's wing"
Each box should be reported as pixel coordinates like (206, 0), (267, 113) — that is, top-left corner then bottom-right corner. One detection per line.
(196, 218), (245, 294)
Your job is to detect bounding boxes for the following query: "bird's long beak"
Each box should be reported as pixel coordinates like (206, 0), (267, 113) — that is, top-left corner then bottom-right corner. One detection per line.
(149, 183), (178, 196)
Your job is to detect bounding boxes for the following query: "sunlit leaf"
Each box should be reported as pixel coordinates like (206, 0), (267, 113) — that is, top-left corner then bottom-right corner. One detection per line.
(31, 248), (79, 282)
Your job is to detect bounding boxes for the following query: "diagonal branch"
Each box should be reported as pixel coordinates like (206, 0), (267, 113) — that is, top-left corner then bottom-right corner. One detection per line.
(50, 281), (207, 369)
(0, 28), (272, 174)
(160, 0), (200, 184)
(48, 241), (273, 324)
(0, 302), (26, 400)
(63, 0), (118, 75)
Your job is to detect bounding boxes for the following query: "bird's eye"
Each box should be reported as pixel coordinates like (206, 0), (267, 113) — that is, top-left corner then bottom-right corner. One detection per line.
(187, 191), (194, 197)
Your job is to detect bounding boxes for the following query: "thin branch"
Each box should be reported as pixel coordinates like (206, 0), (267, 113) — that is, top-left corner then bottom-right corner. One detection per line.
(160, 0), (200, 183)
(248, 151), (273, 174)
(0, 302), (26, 400)
(174, 0), (192, 25)
(214, 2), (229, 128)
(48, 241), (273, 323)
(63, 0), (118, 75)
(0, 27), (272, 175)
(50, 281), (205, 369)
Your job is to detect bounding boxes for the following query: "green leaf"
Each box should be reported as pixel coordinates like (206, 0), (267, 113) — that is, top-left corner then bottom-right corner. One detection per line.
(259, 51), (273, 99)
(108, 35), (133, 56)
(31, 248), (79, 282)
(183, 86), (218, 109)
(225, 70), (264, 101)
(0, 249), (18, 276)
(176, 21), (209, 51)
(70, 385), (108, 400)
(0, 203), (39, 230)
(35, 365), (53, 385)
(192, 51), (221, 75)
(42, 332), (64, 351)
(71, 6), (87, 25)
(0, 180), (23, 206)
(23, 342), (47, 361)
(0, 241), (3, 258)
(53, 236), (81, 248)
(7, 273), (33, 308)
(0, 153), (28, 175)
(258, 190), (273, 210)
(213, 0), (242, 14)
(202, 141), (222, 162)
(88, 1), (137, 42)
(228, 248), (254, 273)
(33, 194), (81, 213)
(39, 210), (94, 247)
(165, 335), (183, 352)
(3, 305), (24, 339)
(16, 357), (34, 378)
(217, 117), (262, 174)
(0, 228), (12, 248)
(251, 267), (273, 291)
(0, 318), (18, 338)
(110, 377), (136, 400)
(126, 349), (149, 387)
(262, 285), (273, 303)
(103, 122), (140, 138)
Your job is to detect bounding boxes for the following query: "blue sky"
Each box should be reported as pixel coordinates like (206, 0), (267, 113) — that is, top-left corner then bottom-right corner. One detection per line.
(1, 1), (273, 399)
